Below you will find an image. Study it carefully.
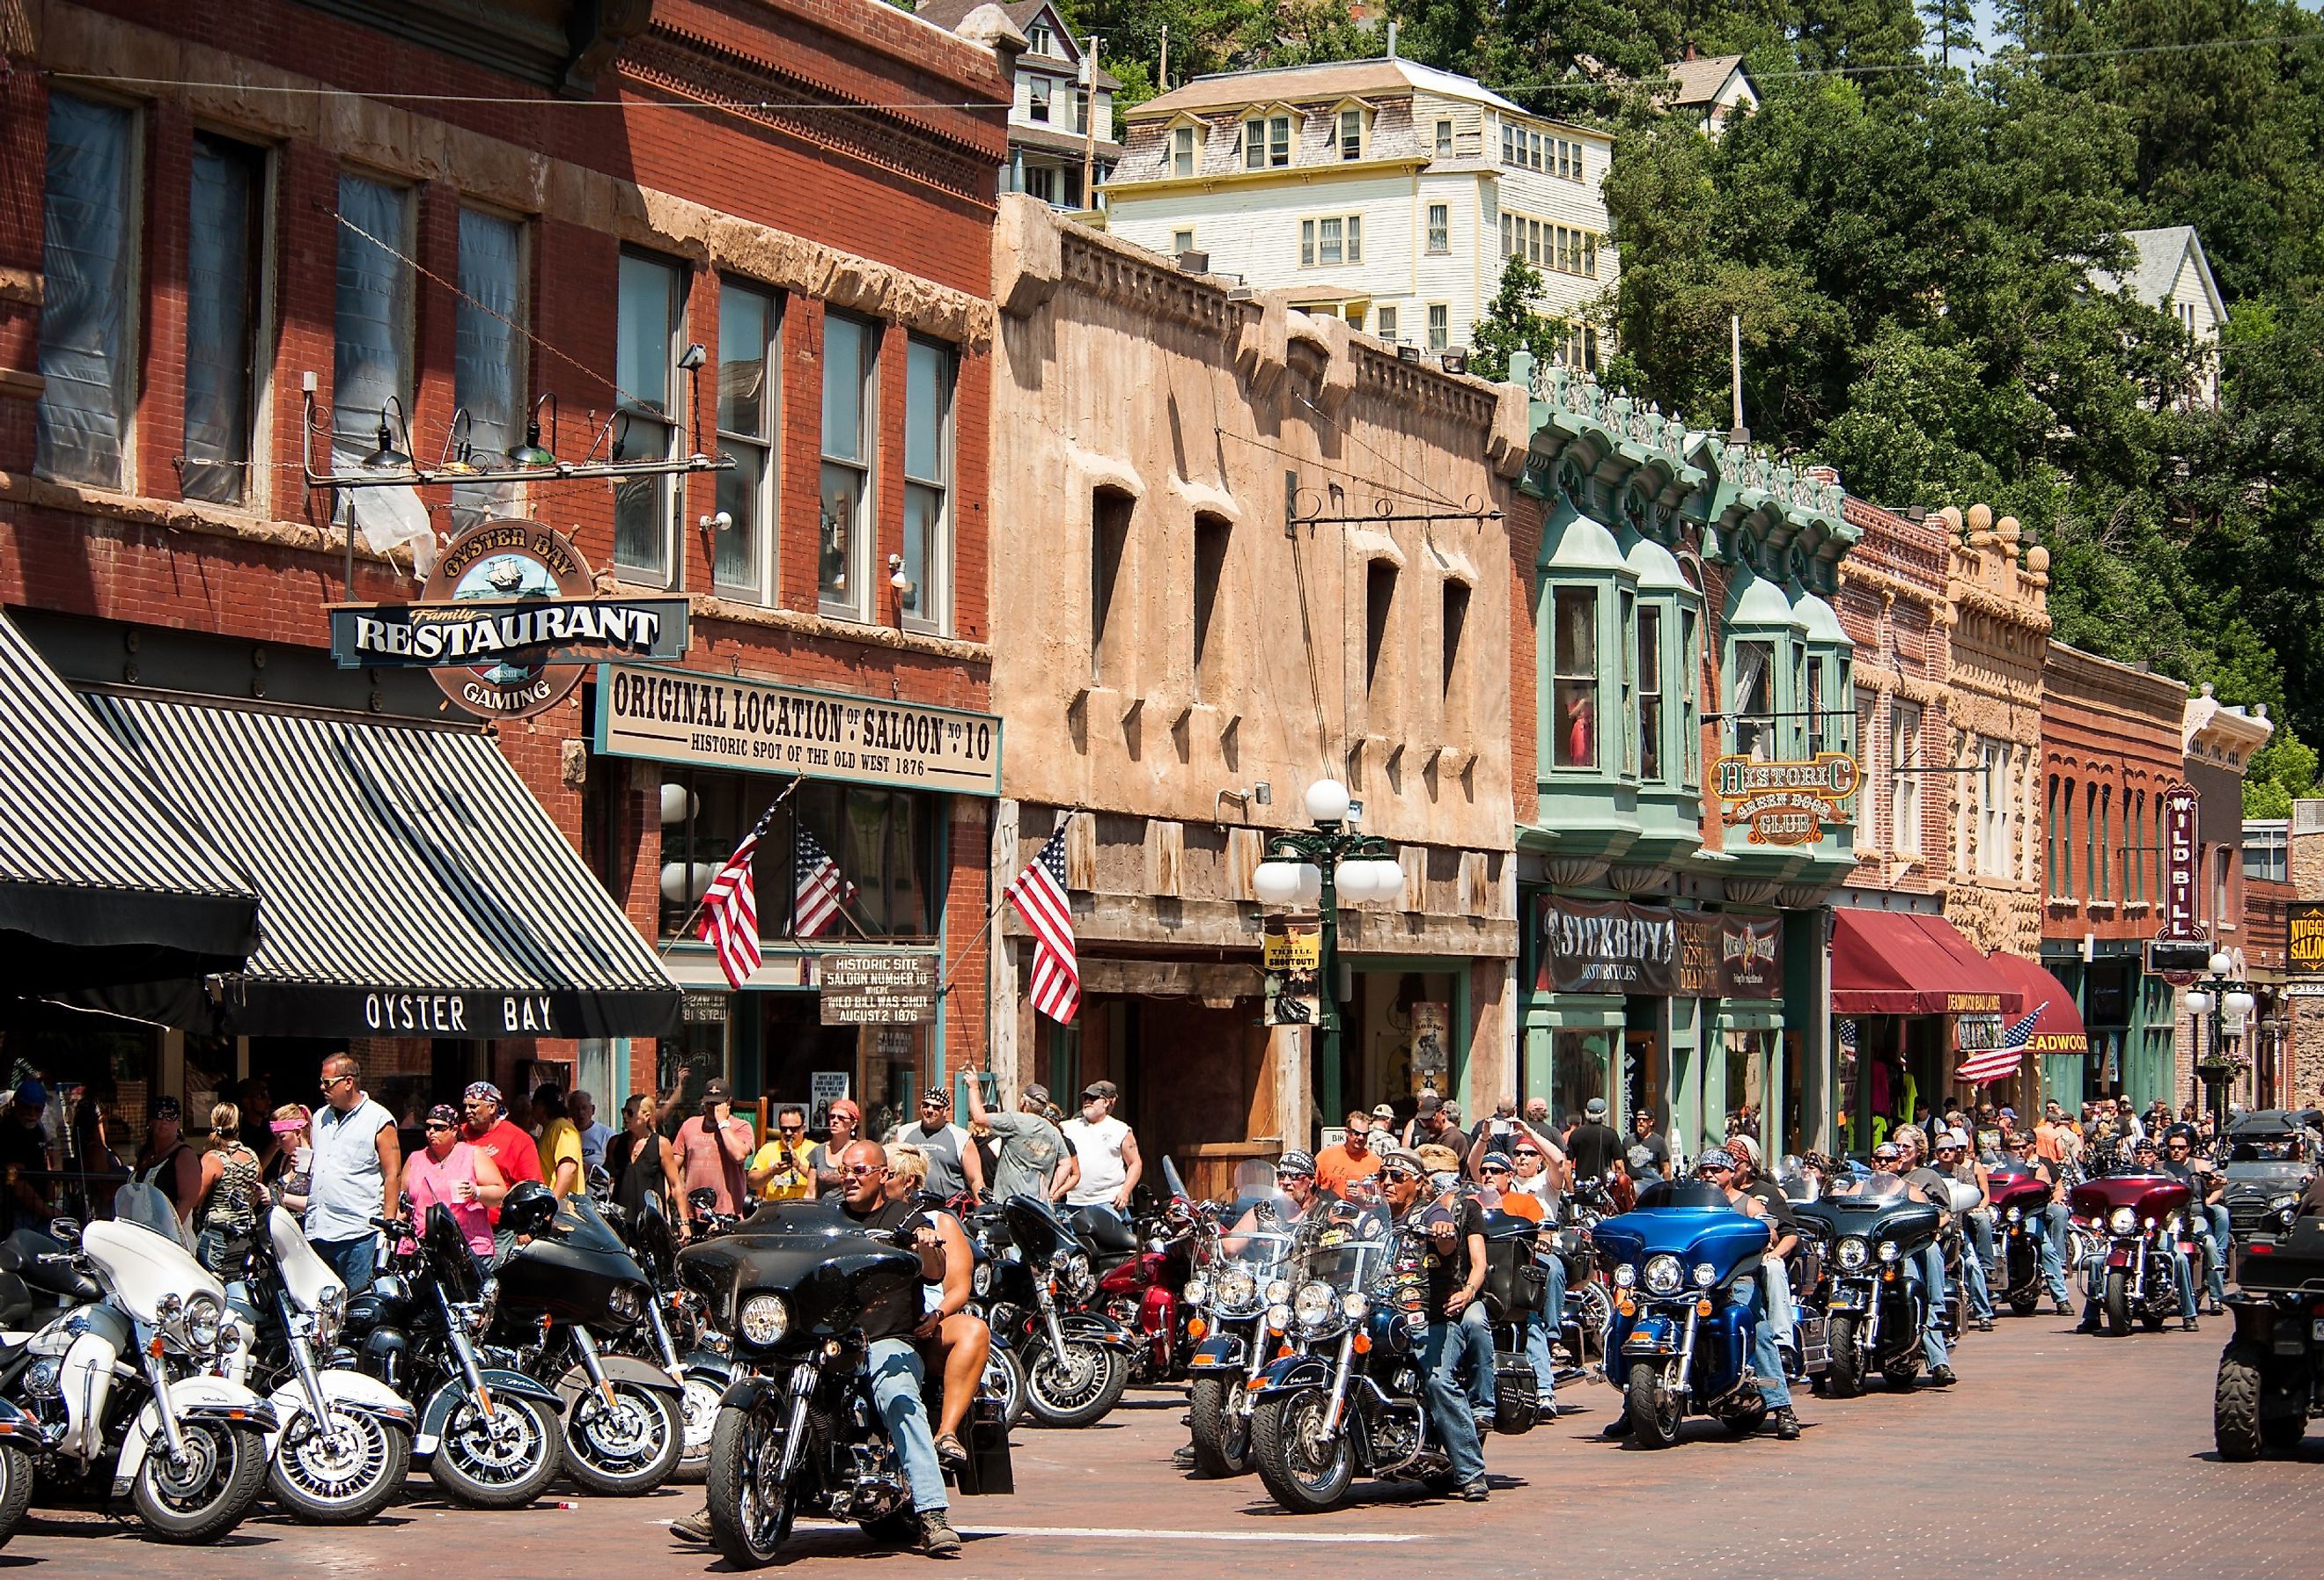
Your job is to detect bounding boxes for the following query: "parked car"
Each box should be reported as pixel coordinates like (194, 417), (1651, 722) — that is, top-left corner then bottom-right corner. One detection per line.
(2222, 1109), (2324, 1259)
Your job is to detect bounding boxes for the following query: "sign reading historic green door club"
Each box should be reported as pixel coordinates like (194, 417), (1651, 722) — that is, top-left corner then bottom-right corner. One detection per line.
(1711, 752), (1859, 847)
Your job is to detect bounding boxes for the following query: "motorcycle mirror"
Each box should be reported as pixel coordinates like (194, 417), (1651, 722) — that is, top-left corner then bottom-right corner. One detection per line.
(46, 1216), (80, 1247)
(688, 1187), (719, 1214)
(587, 1165), (614, 1196)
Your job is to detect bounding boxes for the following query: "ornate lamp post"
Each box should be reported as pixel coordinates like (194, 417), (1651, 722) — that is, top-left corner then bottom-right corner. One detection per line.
(2185, 948), (2255, 1127)
(1251, 778), (1405, 1132)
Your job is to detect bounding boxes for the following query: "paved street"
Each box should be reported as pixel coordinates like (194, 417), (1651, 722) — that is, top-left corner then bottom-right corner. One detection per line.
(9, 1315), (2313, 1577)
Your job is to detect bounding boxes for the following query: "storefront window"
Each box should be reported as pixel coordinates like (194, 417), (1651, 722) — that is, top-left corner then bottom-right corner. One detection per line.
(656, 767), (937, 941)
(1552, 586), (1597, 769)
(1550, 1029), (1611, 1126)
(1723, 1027), (1771, 1142)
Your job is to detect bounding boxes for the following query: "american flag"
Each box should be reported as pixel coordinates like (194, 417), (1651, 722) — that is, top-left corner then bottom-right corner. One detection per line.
(699, 811), (774, 989)
(1958, 1002), (2042, 1084)
(793, 826), (857, 937)
(1836, 1019), (1858, 1053)
(1006, 825), (1080, 1025)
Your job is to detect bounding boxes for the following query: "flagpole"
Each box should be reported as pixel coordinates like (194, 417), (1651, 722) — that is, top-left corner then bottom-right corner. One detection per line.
(658, 773), (805, 958)
(937, 887), (1011, 999)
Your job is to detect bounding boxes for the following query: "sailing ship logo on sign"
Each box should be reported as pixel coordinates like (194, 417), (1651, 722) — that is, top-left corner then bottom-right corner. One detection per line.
(1711, 752), (1860, 847)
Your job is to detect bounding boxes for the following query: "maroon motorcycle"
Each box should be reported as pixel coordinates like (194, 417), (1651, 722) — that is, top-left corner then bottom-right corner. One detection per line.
(1988, 1163), (2056, 1317)
(1070, 1160), (1205, 1385)
(2069, 1172), (2195, 1335)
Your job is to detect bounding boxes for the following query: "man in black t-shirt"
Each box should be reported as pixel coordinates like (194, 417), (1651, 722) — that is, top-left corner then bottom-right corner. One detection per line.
(1378, 1149), (1489, 1503)
(1566, 1098), (1623, 1182)
(1629, 1108), (1672, 1179)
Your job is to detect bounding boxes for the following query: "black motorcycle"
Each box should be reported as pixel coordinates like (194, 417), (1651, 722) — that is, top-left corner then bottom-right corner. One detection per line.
(2215, 1201), (2324, 1459)
(1792, 1175), (1943, 1396)
(968, 1195), (1136, 1428)
(486, 1188), (684, 1495)
(681, 1200), (1012, 1568)
(612, 1187), (738, 1483)
(342, 1204), (566, 1507)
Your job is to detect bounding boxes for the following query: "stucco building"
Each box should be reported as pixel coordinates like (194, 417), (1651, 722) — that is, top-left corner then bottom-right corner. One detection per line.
(982, 196), (1524, 1187)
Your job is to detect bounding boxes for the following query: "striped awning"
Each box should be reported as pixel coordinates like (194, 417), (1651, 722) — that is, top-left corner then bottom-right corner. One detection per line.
(85, 690), (680, 1040)
(0, 610), (258, 991)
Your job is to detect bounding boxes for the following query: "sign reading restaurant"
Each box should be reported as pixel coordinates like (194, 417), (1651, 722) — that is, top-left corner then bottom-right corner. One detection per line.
(1711, 752), (1859, 847)
(594, 661), (1003, 797)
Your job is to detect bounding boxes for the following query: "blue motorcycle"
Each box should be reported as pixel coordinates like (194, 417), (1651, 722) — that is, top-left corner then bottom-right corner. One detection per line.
(1596, 1181), (1774, 1448)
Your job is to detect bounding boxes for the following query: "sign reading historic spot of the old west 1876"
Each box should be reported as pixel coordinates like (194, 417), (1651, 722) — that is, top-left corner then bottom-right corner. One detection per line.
(593, 661), (1003, 797)
(820, 953), (940, 1025)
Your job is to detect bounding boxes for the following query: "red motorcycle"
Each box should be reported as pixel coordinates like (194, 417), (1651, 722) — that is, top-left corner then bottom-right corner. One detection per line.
(1987, 1165), (2056, 1317)
(2069, 1173), (2194, 1335)
(1070, 1172), (1205, 1385)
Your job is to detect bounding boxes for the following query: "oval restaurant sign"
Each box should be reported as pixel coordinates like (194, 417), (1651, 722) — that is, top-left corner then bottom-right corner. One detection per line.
(327, 519), (690, 719)
(1712, 752), (1860, 847)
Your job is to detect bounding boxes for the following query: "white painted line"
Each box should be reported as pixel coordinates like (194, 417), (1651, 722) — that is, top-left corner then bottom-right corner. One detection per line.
(950, 1525), (1420, 1544)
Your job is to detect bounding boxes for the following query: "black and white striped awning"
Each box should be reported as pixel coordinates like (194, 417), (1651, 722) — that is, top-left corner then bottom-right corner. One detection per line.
(0, 610), (258, 992)
(85, 690), (680, 1040)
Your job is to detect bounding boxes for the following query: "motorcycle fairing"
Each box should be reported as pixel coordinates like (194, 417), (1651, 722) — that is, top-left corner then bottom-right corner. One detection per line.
(1187, 1332), (1247, 1371)
(1249, 1353), (1336, 1396)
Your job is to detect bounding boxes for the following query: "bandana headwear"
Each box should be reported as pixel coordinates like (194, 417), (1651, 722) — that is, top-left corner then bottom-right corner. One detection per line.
(464, 1082), (503, 1106)
(268, 1105), (313, 1136)
(425, 1103), (460, 1128)
(154, 1096), (182, 1122)
(1697, 1149), (1738, 1172)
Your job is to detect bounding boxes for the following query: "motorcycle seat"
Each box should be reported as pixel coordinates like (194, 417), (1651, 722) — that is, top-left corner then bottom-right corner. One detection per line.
(1070, 1206), (1138, 1261)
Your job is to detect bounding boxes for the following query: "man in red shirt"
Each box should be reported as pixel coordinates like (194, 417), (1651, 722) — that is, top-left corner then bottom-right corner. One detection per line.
(460, 1082), (544, 1224)
(674, 1078), (755, 1229)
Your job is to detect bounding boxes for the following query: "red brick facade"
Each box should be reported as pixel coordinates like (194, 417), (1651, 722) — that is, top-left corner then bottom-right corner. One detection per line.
(0, 0), (1009, 1105)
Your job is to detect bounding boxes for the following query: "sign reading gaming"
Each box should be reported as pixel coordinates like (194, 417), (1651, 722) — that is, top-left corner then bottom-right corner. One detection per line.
(327, 519), (690, 720)
(1711, 752), (1859, 847)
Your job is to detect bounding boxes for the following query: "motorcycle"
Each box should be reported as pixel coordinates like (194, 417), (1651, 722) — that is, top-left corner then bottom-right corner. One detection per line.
(230, 1205), (417, 1523)
(4, 1185), (276, 1541)
(1180, 1196), (1298, 1476)
(1247, 1198), (1459, 1511)
(613, 1187), (737, 1483)
(1792, 1172), (1942, 1396)
(2214, 1201), (2324, 1459)
(1477, 1206), (1548, 1433)
(1598, 1180), (1776, 1446)
(683, 1199), (1013, 1568)
(0, 1221), (99, 1332)
(1073, 1157), (1202, 1386)
(1986, 1162), (2056, 1318)
(342, 1203), (566, 1507)
(2068, 1172), (2195, 1334)
(968, 1194), (1136, 1428)
(487, 1189), (684, 1495)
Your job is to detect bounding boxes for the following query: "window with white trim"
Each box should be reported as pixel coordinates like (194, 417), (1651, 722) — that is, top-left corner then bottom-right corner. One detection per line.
(1246, 114), (1291, 169)
(1030, 77), (1052, 122)
(1978, 737), (2011, 877)
(1427, 203), (1449, 254)
(612, 249), (683, 583)
(1338, 108), (1364, 160)
(183, 132), (267, 507)
(1435, 119), (1452, 159)
(1427, 304), (1448, 350)
(820, 311), (878, 617)
(1889, 701), (1922, 854)
(901, 335), (954, 632)
(1299, 215), (1362, 267)
(1376, 305), (1399, 342)
(714, 280), (779, 599)
(452, 207), (526, 533)
(1172, 126), (1196, 178)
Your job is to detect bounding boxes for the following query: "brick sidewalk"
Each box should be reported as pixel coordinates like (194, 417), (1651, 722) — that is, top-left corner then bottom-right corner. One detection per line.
(11, 1315), (2312, 1577)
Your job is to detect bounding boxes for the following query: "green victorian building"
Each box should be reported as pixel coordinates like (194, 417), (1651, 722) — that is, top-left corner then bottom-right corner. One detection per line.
(1510, 352), (1857, 1161)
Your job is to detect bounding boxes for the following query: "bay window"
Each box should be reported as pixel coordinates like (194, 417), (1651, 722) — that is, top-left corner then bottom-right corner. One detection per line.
(1552, 585), (1599, 769)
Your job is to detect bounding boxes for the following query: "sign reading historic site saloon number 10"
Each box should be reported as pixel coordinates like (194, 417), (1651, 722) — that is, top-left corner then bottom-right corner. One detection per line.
(1711, 752), (1860, 847)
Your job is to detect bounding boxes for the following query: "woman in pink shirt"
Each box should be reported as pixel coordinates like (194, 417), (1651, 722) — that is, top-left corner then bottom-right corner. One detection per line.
(401, 1103), (508, 1265)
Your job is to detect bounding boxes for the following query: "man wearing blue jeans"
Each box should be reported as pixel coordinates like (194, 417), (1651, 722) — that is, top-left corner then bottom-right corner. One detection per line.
(304, 1055), (399, 1294)
(1379, 1150), (1489, 1501)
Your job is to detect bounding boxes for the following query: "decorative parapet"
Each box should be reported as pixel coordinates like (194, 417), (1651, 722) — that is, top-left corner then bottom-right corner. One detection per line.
(1519, 356), (1706, 525)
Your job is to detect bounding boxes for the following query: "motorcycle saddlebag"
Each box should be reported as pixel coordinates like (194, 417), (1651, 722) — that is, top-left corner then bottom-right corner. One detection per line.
(1477, 1218), (1547, 1323)
(1492, 1360), (1537, 1434)
(952, 1396), (1014, 1496)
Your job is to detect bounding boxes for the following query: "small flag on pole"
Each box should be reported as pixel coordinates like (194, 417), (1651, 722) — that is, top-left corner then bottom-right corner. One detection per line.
(699, 812), (774, 989)
(793, 825), (858, 937)
(1958, 1002), (2042, 1084)
(1006, 824), (1080, 1025)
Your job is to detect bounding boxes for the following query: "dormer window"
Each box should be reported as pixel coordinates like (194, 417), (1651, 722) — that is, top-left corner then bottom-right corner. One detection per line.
(1026, 22), (1055, 55)
(1244, 113), (1292, 170)
(1172, 124), (1196, 178)
(1338, 107), (1364, 159)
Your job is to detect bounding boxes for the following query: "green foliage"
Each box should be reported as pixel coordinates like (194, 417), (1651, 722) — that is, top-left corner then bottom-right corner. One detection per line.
(1467, 255), (1572, 384)
(2247, 729), (2319, 819)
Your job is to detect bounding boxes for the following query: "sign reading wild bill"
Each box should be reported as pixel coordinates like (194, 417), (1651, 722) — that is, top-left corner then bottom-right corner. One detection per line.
(1711, 752), (1859, 847)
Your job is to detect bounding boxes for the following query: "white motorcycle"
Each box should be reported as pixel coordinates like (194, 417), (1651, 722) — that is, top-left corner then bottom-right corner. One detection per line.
(10, 1184), (276, 1541)
(223, 1207), (416, 1522)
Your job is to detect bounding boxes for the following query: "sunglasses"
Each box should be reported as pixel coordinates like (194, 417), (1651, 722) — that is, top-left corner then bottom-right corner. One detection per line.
(1379, 1168), (1421, 1183)
(1513, 1149), (1542, 1158)
(1481, 1165), (1511, 1174)
(320, 1075), (354, 1090)
(423, 1121), (455, 1133)
(840, 1164), (884, 1179)
(778, 1124), (805, 1134)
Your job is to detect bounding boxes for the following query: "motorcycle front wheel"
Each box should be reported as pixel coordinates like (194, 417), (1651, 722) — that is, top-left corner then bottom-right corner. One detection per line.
(1624, 1364), (1681, 1449)
(0, 1444), (33, 1550)
(1249, 1390), (1354, 1512)
(1186, 1375), (1249, 1477)
(132, 1419), (269, 1543)
(563, 1382), (683, 1496)
(1024, 1339), (1128, 1429)
(705, 1398), (796, 1569)
(428, 1390), (562, 1509)
(2102, 1270), (2133, 1337)
(1824, 1314), (1864, 1399)
(268, 1405), (413, 1524)
(674, 1372), (726, 1482)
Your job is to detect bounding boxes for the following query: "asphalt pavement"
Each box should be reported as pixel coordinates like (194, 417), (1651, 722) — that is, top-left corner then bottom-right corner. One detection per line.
(10, 1313), (2314, 1578)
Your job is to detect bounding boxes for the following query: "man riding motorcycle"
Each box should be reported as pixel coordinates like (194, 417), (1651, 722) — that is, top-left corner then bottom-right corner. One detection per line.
(1377, 1149), (1489, 1502)
(676, 1140), (970, 1556)
(1933, 1129), (1996, 1333)
(1843, 1135), (1956, 1386)
(2161, 1130), (2228, 1316)
(1725, 1136), (1800, 1398)
(2003, 1130), (2076, 1314)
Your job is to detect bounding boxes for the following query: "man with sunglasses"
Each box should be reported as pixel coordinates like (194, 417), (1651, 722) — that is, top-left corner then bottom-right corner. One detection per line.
(747, 1106), (817, 1202)
(458, 1081), (545, 1215)
(1693, 1149), (1801, 1440)
(893, 1088), (982, 1203)
(1377, 1148), (1490, 1502)
(2157, 1131), (2225, 1322)
(2006, 1129), (2075, 1313)
(306, 1055), (400, 1291)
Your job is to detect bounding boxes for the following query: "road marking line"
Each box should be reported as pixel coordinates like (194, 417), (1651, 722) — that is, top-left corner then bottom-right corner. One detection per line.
(950, 1525), (1420, 1544)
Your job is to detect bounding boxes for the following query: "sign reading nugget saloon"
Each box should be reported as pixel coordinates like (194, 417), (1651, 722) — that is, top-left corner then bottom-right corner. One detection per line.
(593, 662), (1003, 797)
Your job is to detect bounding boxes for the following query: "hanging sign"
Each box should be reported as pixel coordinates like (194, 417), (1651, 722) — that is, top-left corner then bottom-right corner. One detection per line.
(1262, 915), (1322, 1026)
(594, 661), (1003, 797)
(1712, 753), (1860, 846)
(819, 952), (940, 1025)
(327, 519), (690, 720)
(2159, 783), (2204, 942)
(1536, 899), (1782, 999)
(2290, 901), (2324, 977)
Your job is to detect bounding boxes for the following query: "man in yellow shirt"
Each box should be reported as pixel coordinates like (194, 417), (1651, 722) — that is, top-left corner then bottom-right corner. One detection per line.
(533, 1080), (584, 1196)
(747, 1104), (817, 1202)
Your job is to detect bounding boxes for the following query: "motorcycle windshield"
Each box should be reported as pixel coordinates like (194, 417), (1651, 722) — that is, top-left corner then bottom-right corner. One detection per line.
(1217, 1225), (1298, 1280)
(1843, 1173), (1909, 1201)
(114, 1180), (196, 1253)
(548, 1193), (631, 1256)
(1299, 1205), (1390, 1291)
(629, 1193), (678, 1282)
(1002, 1195), (1066, 1262)
(1161, 1154), (1190, 1202)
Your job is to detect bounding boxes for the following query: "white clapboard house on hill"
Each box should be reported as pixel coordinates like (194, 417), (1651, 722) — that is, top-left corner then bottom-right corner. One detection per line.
(923, 0), (1122, 209)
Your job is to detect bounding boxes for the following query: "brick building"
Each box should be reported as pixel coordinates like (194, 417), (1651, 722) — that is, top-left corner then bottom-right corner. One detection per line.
(0, 0), (1011, 1144)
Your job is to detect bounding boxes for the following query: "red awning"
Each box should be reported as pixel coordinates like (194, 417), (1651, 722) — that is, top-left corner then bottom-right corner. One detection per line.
(1983, 952), (2090, 1059)
(1828, 909), (2026, 1018)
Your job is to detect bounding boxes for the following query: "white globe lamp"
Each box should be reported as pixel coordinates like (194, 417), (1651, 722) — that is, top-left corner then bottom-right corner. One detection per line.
(2209, 949), (2234, 977)
(1294, 862), (1324, 905)
(1253, 861), (1303, 906)
(1305, 778), (1351, 826)
(1336, 859), (1379, 902)
(2186, 989), (2215, 1014)
(2224, 988), (2257, 1020)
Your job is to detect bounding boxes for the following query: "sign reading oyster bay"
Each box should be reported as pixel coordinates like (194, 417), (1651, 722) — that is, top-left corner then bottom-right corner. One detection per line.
(594, 662), (1003, 797)
(327, 518), (690, 721)
(1712, 752), (1859, 847)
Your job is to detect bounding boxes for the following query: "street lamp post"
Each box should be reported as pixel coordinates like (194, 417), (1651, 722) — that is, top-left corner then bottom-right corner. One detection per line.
(2184, 948), (2256, 1128)
(1251, 779), (1403, 1137)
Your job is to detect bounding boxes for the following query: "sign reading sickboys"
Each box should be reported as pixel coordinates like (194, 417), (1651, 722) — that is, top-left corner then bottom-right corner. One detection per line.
(1535, 897), (1782, 998)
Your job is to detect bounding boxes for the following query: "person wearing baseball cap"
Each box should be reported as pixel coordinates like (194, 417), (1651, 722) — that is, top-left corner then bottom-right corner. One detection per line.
(458, 1080), (544, 1206)
(963, 1076), (1076, 1204)
(1566, 1098), (1623, 1182)
(673, 1077), (755, 1224)
(1373, 1145), (1490, 1499)
(1062, 1080), (1142, 1222)
(0, 1080), (52, 1233)
(1371, 1102), (1397, 1124)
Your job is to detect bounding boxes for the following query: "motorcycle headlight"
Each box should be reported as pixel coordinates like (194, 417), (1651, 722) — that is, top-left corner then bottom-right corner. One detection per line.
(313, 1284), (346, 1349)
(1182, 1278), (1209, 1308)
(1643, 1254), (1682, 1296)
(1835, 1237), (1869, 1272)
(1876, 1241), (1900, 1265)
(2005, 1206), (2022, 1224)
(607, 1283), (646, 1324)
(2108, 1207), (2137, 1236)
(1068, 1252), (1093, 1296)
(1692, 1262), (1717, 1289)
(2270, 1194), (2298, 1215)
(2164, 1215), (2184, 1236)
(1340, 1290), (1369, 1319)
(738, 1294), (791, 1348)
(184, 1292), (224, 1355)
(1291, 1280), (1335, 1327)
(1266, 1303), (1294, 1331)
(1216, 1269), (1258, 1311)
(972, 1262), (994, 1298)
(1613, 1262), (1637, 1289)
(1264, 1278), (1293, 1305)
